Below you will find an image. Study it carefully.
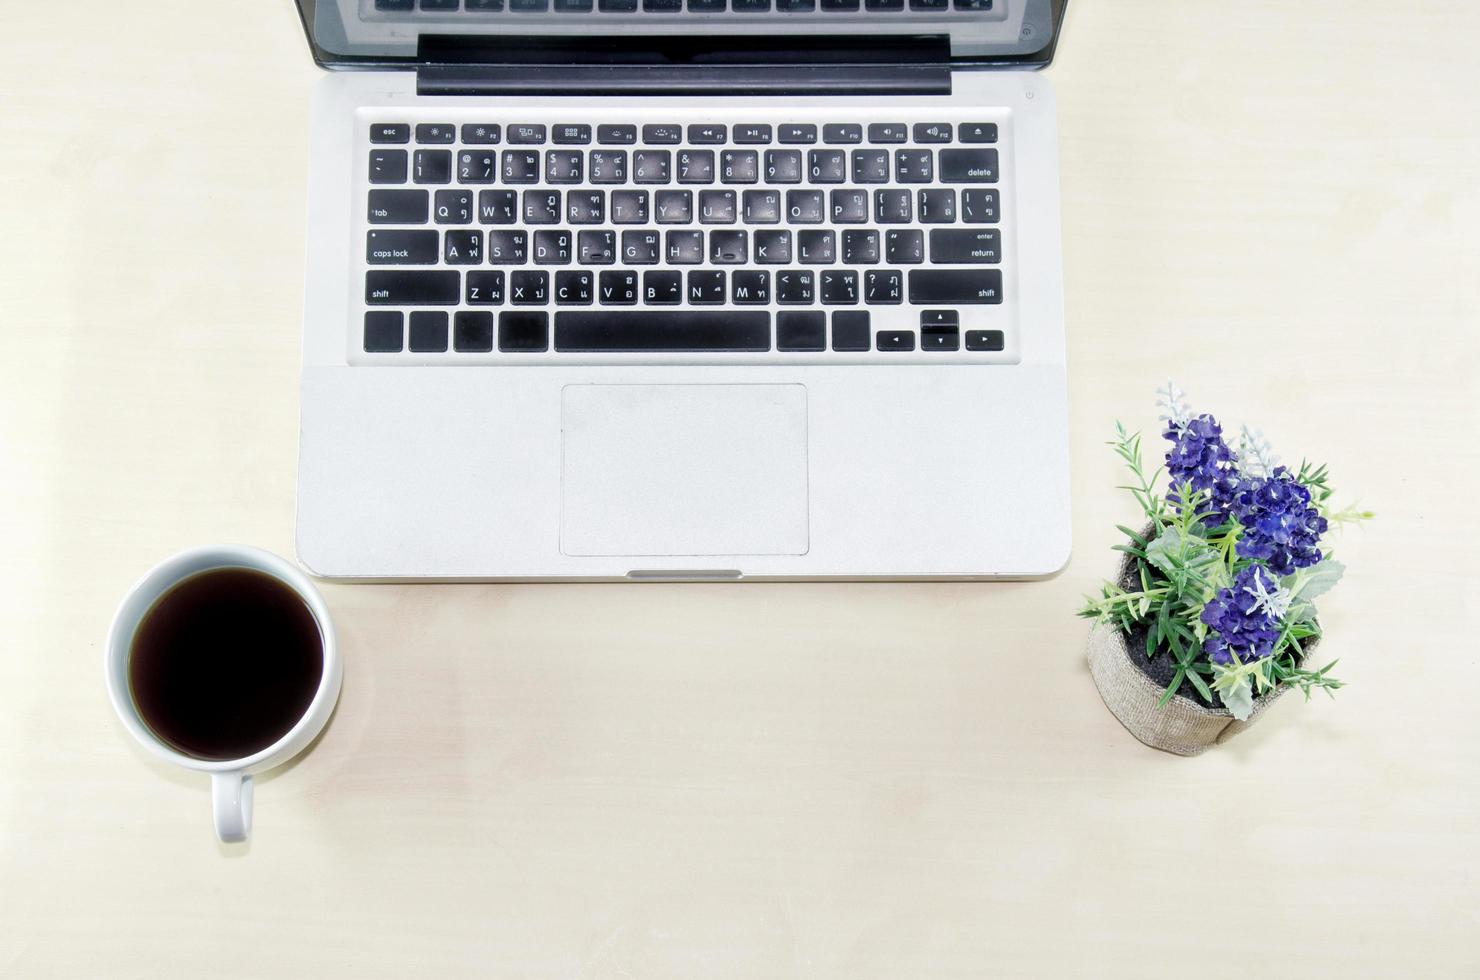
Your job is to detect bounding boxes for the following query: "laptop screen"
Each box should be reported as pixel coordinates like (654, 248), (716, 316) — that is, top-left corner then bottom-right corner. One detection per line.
(295, 0), (1063, 68)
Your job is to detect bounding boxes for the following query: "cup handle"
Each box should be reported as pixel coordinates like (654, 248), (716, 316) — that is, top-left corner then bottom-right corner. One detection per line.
(212, 771), (254, 843)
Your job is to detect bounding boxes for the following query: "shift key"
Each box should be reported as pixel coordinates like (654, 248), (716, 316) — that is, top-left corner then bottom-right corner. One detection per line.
(366, 270), (460, 305)
(908, 269), (1003, 305)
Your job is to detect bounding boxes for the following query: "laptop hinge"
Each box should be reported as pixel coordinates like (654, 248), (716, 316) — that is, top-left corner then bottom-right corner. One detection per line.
(415, 34), (952, 97)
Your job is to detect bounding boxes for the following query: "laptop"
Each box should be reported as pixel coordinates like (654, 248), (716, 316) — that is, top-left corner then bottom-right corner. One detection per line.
(292, 0), (1070, 581)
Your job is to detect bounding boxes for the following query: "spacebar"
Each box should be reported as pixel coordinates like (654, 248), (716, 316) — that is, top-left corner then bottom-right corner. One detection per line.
(555, 311), (772, 352)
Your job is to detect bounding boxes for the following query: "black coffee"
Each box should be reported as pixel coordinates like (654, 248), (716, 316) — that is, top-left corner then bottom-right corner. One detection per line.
(128, 567), (324, 762)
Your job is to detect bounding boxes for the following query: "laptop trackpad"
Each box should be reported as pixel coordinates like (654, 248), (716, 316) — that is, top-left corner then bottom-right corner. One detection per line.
(560, 384), (809, 557)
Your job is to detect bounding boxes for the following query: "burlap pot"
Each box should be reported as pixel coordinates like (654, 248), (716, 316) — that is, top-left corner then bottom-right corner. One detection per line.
(1085, 545), (1310, 756)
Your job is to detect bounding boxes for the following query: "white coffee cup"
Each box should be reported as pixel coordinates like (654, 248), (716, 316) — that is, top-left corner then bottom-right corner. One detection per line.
(104, 545), (341, 843)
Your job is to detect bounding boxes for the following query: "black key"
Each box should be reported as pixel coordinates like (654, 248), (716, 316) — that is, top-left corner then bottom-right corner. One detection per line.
(556, 311), (771, 352)
(776, 0), (815, 10)
(610, 190), (649, 224)
(743, 189), (781, 224)
(779, 124), (818, 145)
(444, 230), (483, 265)
(822, 123), (863, 144)
(734, 124), (773, 144)
(677, 150), (715, 184)
(754, 229), (792, 264)
(501, 149), (540, 183)
(509, 0), (547, 8)
(665, 230), (704, 264)
(921, 325), (959, 351)
(687, 124), (727, 145)
(466, 0), (506, 6)
(786, 190), (824, 223)
(641, 124), (683, 144)
(966, 329), (1005, 351)
(929, 228), (1000, 264)
(643, 270), (682, 304)
(523, 190), (561, 224)
(864, 269), (903, 304)
(864, 0), (903, 8)
(877, 330), (915, 351)
(545, 150), (583, 184)
(578, 230), (616, 265)
(777, 311), (826, 351)
(709, 230), (748, 264)
(597, 0), (634, 9)
(908, 269), (1003, 304)
(478, 189), (518, 224)
(960, 122), (998, 144)
(961, 188), (1000, 223)
(368, 189), (428, 224)
(460, 123), (501, 145)
(454, 311), (495, 352)
(918, 188), (956, 224)
(764, 150), (803, 184)
(921, 309), (958, 328)
(466, 271), (506, 305)
(851, 149), (890, 184)
(509, 270), (549, 305)
(599, 270), (639, 304)
(363, 311), (403, 352)
(732, 270), (770, 304)
(377, 2), (415, 14)
(409, 311), (449, 352)
(776, 270), (815, 304)
(507, 124), (547, 144)
(687, 271), (726, 305)
(457, 150), (497, 184)
(488, 230), (529, 264)
(644, 0), (682, 8)
(912, 123), (952, 144)
(720, 150), (759, 184)
(733, 0), (772, 11)
(954, 0), (994, 8)
(688, 0), (726, 9)
(369, 149), (407, 184)
(875, 189), (912, 224)
(654, 190), (693, 224)
(908, 0), (947, 8)
(552, 124), (593, 144)
(808, 149), (847, 184)
(366, 270), (459, 305)
(566, 190), (605, 224)
(589, 150), (628, 184)
(842, 229), (879, 264)
(558, 2), (596, 15)
(499, 311), (549, 352)
(534, 229), (574, 265)
(621, 230), (660, 264)
(698, 189), (737, 224)
(820, 270), (858, 305)
(829, 189), (868, 223)
(413, 149), (452, 184)
(422, 0), (460, 9)
(370, 123), (410, 144)
(555, 270), (593, 304)
(415, 123), (455, 144)
(831, 310), (871, 351)
(894, 149), (933, 183)
(939, 148), (999, 183)
(633, 150), (671, 184)
(798, 230), (835, 264)
(866, 123), (908, 144)
(434, 189), (474, 224)
(885, 229), (924, 264)
(597, 124), (638, 145)
(820, 0), (859, 8)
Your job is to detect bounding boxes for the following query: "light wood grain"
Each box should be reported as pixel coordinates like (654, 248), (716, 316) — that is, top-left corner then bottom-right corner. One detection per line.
(2, 1), (1477, 976)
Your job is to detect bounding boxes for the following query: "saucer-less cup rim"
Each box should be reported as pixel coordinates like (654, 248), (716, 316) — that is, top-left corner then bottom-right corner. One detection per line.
(104, 545), (341, 843)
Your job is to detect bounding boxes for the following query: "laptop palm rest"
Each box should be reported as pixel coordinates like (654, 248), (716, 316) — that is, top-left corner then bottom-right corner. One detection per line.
(560, 384), (809, 558)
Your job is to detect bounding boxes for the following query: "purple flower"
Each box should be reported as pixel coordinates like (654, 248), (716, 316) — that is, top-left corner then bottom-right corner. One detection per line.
(1231, 466), (1328, 575)
(1164, 414), (1239, 519)
(1201, 565), (1285, 666)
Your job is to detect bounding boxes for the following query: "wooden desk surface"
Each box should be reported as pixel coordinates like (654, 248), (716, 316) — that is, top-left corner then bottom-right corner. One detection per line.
(3, 2), (1477, 975)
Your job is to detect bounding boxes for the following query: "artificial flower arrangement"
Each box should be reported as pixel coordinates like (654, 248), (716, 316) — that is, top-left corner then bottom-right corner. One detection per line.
(1080, 384), (1371, 753)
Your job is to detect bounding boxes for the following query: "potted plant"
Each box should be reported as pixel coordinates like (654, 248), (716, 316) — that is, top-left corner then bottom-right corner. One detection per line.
(1079, 384), (1372, 755)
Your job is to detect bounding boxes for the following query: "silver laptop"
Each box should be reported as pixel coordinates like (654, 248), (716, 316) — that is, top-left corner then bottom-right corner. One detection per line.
(293, 0), (1070, 581)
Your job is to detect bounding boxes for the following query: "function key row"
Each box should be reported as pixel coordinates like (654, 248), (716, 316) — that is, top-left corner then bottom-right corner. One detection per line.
(370, 121), (998, 146)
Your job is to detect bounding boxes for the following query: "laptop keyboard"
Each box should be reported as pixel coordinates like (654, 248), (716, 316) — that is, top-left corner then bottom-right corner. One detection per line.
(357, 112), (1013, 362)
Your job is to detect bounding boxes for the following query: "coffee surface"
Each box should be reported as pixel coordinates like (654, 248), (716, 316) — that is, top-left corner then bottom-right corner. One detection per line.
(128, 567), (323, 761)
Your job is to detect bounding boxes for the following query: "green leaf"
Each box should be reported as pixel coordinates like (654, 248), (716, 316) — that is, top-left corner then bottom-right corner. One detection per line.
(1284, 559), (1346, 603)
(1185, 669), (1214, 704)
(1220, 674), (1255, 721)
(1144, 524), (1219, 579)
